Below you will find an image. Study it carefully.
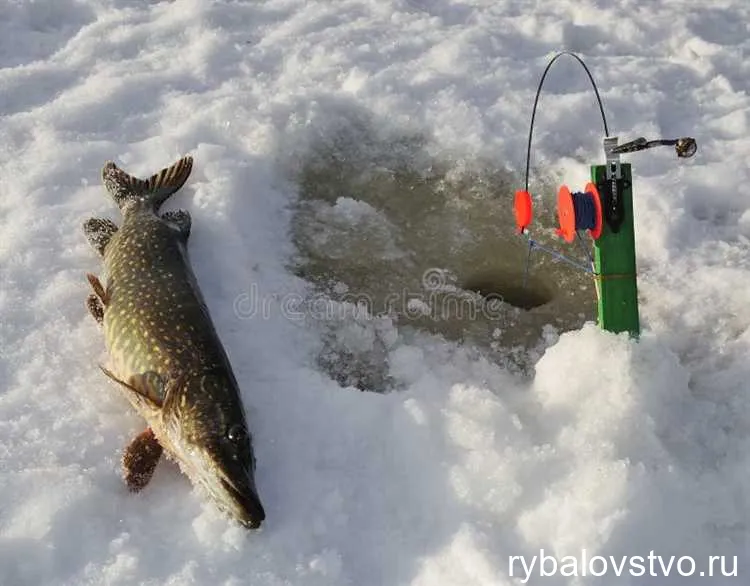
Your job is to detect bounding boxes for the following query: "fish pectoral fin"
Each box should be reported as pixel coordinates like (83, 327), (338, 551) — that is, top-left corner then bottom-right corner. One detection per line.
(86, 294), (104, 324)
(99, 366), (165, 409)
(122, 428), (163, 492)
(86, 273), (110, 305)
(161, 209), (191, 239)
(83, 217), (118, 257)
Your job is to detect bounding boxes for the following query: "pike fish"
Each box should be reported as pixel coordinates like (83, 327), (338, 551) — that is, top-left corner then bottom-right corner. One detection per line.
(83, 155), (265, 529)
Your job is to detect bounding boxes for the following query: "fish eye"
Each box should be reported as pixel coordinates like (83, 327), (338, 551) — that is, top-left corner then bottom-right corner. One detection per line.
(226, 424), (247, 443)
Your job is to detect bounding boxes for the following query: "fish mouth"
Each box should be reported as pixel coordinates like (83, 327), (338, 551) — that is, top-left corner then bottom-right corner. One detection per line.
(219, 476), (266, 529)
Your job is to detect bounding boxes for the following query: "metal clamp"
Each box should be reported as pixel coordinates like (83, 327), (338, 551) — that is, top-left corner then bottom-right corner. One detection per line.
(611, 136), (697, 158)
(600, 137), (625, 233)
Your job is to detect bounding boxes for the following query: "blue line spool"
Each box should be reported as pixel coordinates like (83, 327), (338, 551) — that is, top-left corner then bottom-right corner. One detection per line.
(572, 191), (597, 230)
(556, 183), (603, 242)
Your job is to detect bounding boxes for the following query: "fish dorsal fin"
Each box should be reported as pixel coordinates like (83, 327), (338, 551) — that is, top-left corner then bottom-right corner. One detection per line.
(83, 217), (118, 257)
(100, 366), (165, 408)
(161, 209), (192, 239)
(101, 156), (193, 212)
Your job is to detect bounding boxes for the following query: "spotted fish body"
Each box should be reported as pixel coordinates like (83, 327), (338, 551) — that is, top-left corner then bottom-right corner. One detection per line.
(84, 156), (265, 529)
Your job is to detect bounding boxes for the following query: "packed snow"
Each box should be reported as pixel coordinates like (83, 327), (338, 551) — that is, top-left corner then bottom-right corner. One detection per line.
(0, 0), (748, 585)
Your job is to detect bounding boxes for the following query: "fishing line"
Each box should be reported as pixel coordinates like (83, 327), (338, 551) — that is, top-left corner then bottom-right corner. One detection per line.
(516, 52), (696, 292)
(524, 51), (610, 193)
(525, 238), (596, 275)
(571, 192), (597, 231)
(574, 231), (595, 271)
(516, 52), (611, 288)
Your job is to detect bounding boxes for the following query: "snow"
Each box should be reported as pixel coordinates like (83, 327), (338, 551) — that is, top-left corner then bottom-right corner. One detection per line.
(1, 0), (748, 584)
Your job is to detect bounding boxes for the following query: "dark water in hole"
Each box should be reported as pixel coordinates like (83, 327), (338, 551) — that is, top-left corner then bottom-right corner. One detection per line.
(283, 117), (595, 389)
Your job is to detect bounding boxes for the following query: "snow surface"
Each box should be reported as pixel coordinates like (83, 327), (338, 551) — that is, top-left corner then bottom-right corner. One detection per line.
(1, 0), (749, 584)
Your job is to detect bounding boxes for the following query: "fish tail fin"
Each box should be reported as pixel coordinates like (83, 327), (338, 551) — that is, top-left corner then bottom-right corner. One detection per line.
(102, 155), (193, 212)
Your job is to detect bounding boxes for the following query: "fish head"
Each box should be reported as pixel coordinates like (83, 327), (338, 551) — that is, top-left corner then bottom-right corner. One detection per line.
(163, 369), (266, 529)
